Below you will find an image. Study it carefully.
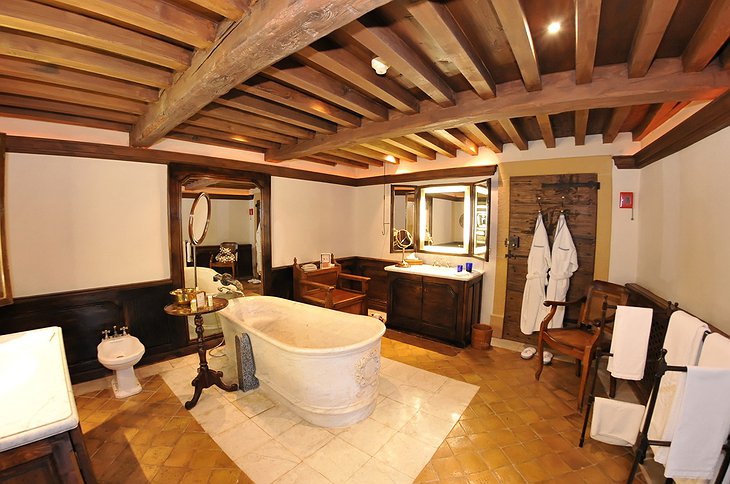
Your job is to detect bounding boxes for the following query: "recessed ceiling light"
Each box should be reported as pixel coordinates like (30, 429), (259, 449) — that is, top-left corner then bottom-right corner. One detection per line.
(385, 155), (397, 163)
(547, 21), (561, 34)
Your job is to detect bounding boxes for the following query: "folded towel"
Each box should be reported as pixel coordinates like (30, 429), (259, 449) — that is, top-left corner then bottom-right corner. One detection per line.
(664, 367), (730, 480)
(607, 306), (653, 380)
(698, 333), (730, 368)
(590, 397), (645, 446)
(648, 311), (709, 465)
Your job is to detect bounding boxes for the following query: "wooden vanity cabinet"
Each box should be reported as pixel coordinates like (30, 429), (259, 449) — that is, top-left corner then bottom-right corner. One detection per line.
(387, 271), (482, 347)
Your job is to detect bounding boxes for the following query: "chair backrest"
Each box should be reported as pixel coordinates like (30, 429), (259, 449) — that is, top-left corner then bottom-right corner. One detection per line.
(220, 242), (238, 254)
(580, 280), (630, 326)
(292, 257), (342, 301)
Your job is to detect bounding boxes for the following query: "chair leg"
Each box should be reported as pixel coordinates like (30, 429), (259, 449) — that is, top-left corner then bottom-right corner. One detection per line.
(535, 334), (544, 380)
(575, 358), (582, 377)
(577, 352), (592, 412)
(609, 375), (617, 398)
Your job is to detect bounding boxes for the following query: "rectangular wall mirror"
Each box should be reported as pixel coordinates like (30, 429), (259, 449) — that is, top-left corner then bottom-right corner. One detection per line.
(418, 184), (471, 255)
(472, 179), (491, 260)
(391, 185), (416, 252)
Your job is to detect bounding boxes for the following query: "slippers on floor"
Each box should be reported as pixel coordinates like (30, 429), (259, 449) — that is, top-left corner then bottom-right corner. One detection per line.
(542, 351), (554, 365)
(520, 346), (537, 360)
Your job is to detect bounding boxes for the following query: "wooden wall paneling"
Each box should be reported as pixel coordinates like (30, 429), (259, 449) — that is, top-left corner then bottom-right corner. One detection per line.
(502, 174), (599, 344)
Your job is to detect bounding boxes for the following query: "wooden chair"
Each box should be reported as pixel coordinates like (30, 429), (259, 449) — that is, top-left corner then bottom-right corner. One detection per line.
(292, 255), (370, 315)
(210, 242), (237, 278)
(535, 280), (629, 411)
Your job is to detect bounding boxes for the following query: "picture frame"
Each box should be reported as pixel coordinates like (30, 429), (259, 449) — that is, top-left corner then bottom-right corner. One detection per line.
(320, 252), (332, 268)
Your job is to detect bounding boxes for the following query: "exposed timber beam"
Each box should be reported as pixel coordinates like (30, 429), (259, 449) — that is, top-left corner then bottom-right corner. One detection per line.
(499, 119), (528, 150)
(405, 132), (457, 158)
(201, 104), (314, 139)
(632, 102), (676, 141)
(296, 45), (419, 113)
(602, 106), (632, 143)
(384, 137), (436, 160)
(628, 0), (679, 78)
(361, 140), (417, 162)
(682, 0), (730, 72)
(433, 129), (479, 155)
(185, 0), (249, 20)
(129, 0), (391, 147)
(535, 114), (555, 148)
(341, 20), (455, 106)
(575, 0), (602, 84)
(490, 0), (541, 91)
(268, 59), (730, 161)
(306, 153), (369, 169)
(407, 0), (495, 99)
(329, 149), (384, 167)
(459, 124), (503, 153)
(575, 109), (589, 145)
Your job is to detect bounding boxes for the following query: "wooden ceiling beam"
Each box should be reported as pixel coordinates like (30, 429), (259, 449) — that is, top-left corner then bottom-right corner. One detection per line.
(0, 0), (191, 70)
(240, 78), (360, 128)
(216, 91), (336, 134)
(329, 149), (384, 167)
(0, 31), (171, 88)
(628, 0), (679, 78)
(187, 115), (296, 144)
(167, 132), (265, 153)
(268, 59), (730, 161)
(574, 109), (589, 145)
(602, 106), (632, 143)
(0, 94), (138, 124)
(185, 0), (249, 20)
(433, 129), (479, 155)
(0, 106), (130, 132)
(498, 119), (528, 150)
(0, 76), (146, 114)
(384, 137), (436, 160)
(575, 0), (602, 84)
(682, 0), (730, 72)
(175, 124), (279, 150)
(200, 104), (315, 139)
(341, 20), (455, 107)
(406, 0), (495, 99)
(306, 153), (369, 169)
(361, 140), (417, 162)
(340, 145), (397, 164)
(264, 63), (388, 121)
(405, 132), (457, 158)
(0, 57), (158, 102)
(296, 46), (419, 114)
(632, 102), (675, 141)
(489, 0), (541, 91)
(458, 123), (503, 153)
(47, 0), (217, 49)
(535, 114), (555, 148)
(302, 157), (338, 167)
(130, 0), (391, 147)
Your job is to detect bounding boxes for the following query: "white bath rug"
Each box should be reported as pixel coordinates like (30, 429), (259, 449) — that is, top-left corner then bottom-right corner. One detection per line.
(160, 354), (478, 484)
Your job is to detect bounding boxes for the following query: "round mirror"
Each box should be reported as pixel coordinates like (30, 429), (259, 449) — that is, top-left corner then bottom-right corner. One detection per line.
(188, 192), (211, 246)
(394, 229), (413, 250)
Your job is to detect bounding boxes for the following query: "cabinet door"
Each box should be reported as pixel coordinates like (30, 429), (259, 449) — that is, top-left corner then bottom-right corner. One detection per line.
(421, 277), (461, 341)
(387, 273), (422, 330)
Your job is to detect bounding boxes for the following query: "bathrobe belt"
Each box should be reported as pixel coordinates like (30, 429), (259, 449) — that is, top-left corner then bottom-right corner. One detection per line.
(549, 271), (573, 280)
(525, 272), (548, 286)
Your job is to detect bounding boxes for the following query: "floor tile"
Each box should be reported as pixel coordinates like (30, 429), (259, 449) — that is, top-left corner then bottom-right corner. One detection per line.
(305, 437), (370, 483)
(235, 439), (300, 484)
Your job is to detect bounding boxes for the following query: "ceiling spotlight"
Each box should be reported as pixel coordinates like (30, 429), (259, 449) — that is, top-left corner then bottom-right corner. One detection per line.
(385, 155), (397, 163)
(371, 57), (389, 75)
(547, 21), (561, 34)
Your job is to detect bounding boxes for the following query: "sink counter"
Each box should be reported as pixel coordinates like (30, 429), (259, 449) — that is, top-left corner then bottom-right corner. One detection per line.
(385, 264), (482, 281)
(0, 326), (79, 452)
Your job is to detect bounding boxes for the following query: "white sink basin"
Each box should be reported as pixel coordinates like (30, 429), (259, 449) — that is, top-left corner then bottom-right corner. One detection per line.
(385, 264), (482, 281)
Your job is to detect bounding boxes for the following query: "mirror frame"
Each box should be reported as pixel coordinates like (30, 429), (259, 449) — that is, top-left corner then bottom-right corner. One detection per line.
(168, 165), (272, 343)
(188, 192), (211, 246)
(390, 185), (417, 253)
(471, 178), (491, 261)
(417, 184), (471, 255)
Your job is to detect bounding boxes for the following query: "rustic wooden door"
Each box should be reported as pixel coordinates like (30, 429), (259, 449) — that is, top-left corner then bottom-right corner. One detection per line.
(503, 174), (599, 344)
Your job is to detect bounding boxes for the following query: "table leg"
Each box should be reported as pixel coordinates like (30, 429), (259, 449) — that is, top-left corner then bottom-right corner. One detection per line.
(184, 313), (238, 410)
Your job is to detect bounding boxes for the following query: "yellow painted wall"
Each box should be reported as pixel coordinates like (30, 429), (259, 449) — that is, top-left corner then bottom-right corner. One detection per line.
(490, 156), (614, 337)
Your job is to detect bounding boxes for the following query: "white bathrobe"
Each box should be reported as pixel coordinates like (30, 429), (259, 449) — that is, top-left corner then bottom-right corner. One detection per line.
(545, 213), (578, 328)
(520, 215), (551, 334)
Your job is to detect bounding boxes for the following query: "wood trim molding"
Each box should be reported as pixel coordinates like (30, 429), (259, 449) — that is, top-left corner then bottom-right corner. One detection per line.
(0, 133), (12, 307)
(613, 89), (730, 169)
(353, 165), (497, 186)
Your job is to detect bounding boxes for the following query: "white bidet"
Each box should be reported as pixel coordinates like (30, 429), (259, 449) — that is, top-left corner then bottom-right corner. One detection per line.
(97, 334), (145, 398)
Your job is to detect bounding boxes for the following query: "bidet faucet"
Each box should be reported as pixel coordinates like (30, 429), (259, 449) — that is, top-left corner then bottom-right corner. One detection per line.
(101, 329), (110, 340)
(121, 326), (128, 335)
(112, 325), (119, 337)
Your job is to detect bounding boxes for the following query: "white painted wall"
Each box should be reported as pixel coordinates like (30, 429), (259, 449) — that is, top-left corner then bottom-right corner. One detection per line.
(6, 154), (169, 296)
(608, 167), (641, 284)
(270, 177), (357, 267)
(636, 126), (730, 333)
(181, 198), (254, 245)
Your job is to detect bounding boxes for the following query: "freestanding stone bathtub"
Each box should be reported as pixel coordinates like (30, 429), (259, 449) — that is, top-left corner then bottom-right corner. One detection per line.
(219, 296), (385, 427)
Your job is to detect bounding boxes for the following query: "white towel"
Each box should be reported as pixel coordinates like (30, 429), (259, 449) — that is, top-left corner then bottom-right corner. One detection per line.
(698, 333), (730, 369)
(607, 306), (653, 380)
(590, 397), (645, 446)
(664, 367), (730, 480)
(648, 311), (709, 465)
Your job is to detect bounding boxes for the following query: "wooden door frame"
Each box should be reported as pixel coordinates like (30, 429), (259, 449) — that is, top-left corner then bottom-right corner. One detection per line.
(490, 156), (614, 338)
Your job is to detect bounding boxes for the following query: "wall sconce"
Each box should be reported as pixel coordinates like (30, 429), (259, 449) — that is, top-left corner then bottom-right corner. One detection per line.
(371, 57), (389, 75)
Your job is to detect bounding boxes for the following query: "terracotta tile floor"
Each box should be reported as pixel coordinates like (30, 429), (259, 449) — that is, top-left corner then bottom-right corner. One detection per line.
(75, 331), (650, 483)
